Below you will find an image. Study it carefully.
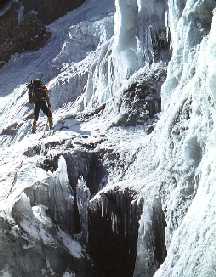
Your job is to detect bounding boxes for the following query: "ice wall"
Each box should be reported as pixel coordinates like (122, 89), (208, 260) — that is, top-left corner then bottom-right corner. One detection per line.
(133, 0), (216, 276)
(128, 0), (216, 276)
(113, 0), (168, 81)
(77, 0), (169, 111)
(80, 0), (216, 275)
(162, 0), (214, 101)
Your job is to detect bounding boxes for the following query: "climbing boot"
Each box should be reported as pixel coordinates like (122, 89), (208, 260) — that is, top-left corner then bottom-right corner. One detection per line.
(48, 116), (53, 130)
(32, 120), (37, 134)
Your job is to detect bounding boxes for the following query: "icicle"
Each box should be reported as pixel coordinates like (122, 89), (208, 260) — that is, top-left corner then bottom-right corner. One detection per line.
(102, 200), (104, 217)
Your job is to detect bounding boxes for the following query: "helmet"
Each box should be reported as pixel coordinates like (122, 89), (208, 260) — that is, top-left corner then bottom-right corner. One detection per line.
(33, 79), (43, 86)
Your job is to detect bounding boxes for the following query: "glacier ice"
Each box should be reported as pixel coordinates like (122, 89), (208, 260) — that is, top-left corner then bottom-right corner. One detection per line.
(1, 0), (216, 276)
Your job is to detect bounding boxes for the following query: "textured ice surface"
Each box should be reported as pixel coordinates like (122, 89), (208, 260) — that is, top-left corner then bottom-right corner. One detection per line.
(1, 0), (216, 276)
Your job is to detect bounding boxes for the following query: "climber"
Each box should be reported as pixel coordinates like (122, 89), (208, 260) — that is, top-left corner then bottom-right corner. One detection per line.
(27, 79), (53, 133)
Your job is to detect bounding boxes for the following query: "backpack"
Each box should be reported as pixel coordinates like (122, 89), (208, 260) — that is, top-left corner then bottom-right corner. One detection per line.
(27, 81), (36, 103)
(27, 80), (48, 103)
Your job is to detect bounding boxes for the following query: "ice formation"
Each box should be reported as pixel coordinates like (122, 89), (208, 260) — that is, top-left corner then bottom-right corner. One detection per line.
(0, 0), (216, 276)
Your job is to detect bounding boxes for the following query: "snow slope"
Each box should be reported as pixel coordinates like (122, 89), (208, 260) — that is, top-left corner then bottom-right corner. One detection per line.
(0, 0), (114, 144)
(0, 0), (115, 275)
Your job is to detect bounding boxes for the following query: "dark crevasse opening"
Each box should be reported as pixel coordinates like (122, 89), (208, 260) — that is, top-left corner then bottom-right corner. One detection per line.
(154, 211), (167, 266)
(88, 188), (143, 277)
(63, 151), (107, 194)
(63, 151), (108, 235)
(151, 200), (167, 268)
(36, 149), (167, 276)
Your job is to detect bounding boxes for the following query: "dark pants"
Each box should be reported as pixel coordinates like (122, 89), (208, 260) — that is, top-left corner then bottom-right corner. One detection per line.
(34, 102), (51, 121)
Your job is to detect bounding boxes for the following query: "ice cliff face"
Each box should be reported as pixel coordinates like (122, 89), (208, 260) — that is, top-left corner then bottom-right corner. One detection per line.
(1, 0), (216, 276)
(152, 0), (216, 276)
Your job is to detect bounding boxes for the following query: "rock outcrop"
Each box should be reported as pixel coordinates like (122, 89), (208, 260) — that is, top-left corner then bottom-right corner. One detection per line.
(0, 0), (85, 65)
(115, 65), (166, 127)
(21, 0), (85, 24)
(0, 7), (50, 65)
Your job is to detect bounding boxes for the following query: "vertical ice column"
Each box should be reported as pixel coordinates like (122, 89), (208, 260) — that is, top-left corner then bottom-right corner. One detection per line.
(113, 0), (168, 80)
(113, 0), (139, 78)
(137, 0), (168, 63)
(167, 0), (186, 50)
(17, 4), (24, 24)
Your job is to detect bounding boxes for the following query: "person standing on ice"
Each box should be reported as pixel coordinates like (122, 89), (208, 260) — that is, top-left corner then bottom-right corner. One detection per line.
(27, 79), (53, 133)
